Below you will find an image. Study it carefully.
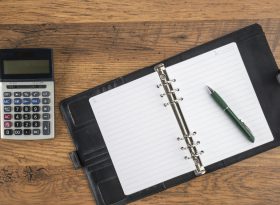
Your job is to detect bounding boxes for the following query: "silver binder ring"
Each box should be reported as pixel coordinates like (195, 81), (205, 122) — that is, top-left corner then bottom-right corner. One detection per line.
(160, 88), (180, 97)
(192, 151), (204, 158)
(166, 79), (176, 83)
(170, 97), (183, 104)
(164, 98), (182, 106)
(177, 133), (196, 141)
(177, 137), (184, 141)
(183, 131), (197, 139)
(187, 141), (200, 148)
(161, 89), (180, 97)
(167, 88), (180, 94)
(184, 156), (191, 160)
(191, 131), (197, 136)
(163, 102), (170, 107)
(156, 84), (162, 88)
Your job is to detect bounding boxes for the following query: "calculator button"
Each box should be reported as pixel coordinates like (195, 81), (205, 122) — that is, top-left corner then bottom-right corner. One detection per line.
(3, 92), (12, 97)
(14, 98), (22, 105)
(33, 129), (40, 135)
(32, 92), (40, 97)
(14, 129), (22, 135)
(42, 98), (50, 104)
(32, 121), (40, 127)
(42, 113), (50, 120)
(4, 114), (12, 120)
(23, 121), (31, 127)
(42, 106), (50, 112)
(14, 106), (22, 112)
(15, 114), (22, 120)
(23, 106), (31, 112)
(23, 114), (31, 120)
(23, 92), (31, 97)
(4, 106), (12, 112)
(43, 121), (50, 135)
(23, 129), (31, 135)
(42, 91), (50, 97)
(3, 98), (12, 105)
(4, 121), (12, 128)
(15, 121), (22, 127)
(31, 98), (40, 104)
(32, 114), (40, 120)
(23, 98), (31, 105)
(14, 92), (21, 97)
(4, 129), (13, 135)
(32, 106), (40, 112)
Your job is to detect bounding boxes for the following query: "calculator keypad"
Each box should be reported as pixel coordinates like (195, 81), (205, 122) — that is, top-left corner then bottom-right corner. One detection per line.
(2, 89), (52, 138)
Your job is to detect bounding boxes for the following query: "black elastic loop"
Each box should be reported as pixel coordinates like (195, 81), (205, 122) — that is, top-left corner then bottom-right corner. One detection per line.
(69, 151), (82, 169)
(276, 70), (280, 84)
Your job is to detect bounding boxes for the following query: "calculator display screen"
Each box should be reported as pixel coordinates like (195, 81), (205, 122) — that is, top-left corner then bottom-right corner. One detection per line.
(3, 60), (50, 74)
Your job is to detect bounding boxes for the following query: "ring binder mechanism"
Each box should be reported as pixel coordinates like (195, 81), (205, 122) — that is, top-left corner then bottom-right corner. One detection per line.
(154, 63), (206, 176)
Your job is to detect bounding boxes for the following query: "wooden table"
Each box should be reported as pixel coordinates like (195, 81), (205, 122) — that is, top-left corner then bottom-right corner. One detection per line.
(0, 1), (279, 205)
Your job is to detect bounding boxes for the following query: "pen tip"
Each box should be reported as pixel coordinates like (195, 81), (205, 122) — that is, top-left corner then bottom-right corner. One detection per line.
(206, 85), (213, 93)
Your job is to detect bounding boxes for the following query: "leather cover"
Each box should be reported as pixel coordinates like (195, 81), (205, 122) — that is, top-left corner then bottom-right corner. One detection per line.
(60, 24), (280, 205)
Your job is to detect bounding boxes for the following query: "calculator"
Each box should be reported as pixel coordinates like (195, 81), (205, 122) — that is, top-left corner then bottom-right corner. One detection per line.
(0, 49), (55, 140)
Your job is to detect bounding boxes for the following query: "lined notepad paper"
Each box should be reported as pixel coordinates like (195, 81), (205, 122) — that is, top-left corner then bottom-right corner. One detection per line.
(167, 42), (274, 166)
(89, 73), (195, 195)
(90, 42), (274, 195)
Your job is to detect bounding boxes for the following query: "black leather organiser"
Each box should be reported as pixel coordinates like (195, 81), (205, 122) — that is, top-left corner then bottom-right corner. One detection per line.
(60, 24), (280, 205)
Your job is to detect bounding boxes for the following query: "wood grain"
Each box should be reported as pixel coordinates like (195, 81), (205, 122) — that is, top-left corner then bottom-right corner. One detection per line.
(0, 1), (280, 24)
(0, 1), (279, 205)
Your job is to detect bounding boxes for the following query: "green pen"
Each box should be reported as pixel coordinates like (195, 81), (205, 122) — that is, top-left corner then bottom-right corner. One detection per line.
(207, 86), (255, 143)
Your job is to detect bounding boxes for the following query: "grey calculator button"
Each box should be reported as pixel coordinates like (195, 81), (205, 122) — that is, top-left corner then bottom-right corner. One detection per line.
(32, 121), (40, 127)
(42, 113), (50, 120)
(4, 106), (12, 112)
(23, 92), (31, 97)
(42, 91), (50, 97)
(23, 114), (31, 120)
(23, 129), (31, 135)
(23, 121), (31, 127)
(32, 92), (40, 97)
(42, 106), (50, 112)
(32, 106), (40, 112)
(23, 106), (31, 112)
(14, 129), (22, 135)
(42, 98), (50, 104)
(15, 114), (22, 120)
(43, 121), (50, 135)
(32, 114), (40, 120)
(33, 129), (40, 135)
(4, 92), (12, 97)
(14, 92), (21, 97)
(15, 121), (22, 127)
(14, 106), (22, 112)
(4, 129), (13, 135)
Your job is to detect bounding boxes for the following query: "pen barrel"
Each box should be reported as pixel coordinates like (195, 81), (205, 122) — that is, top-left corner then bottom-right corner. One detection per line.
(225, 108), (255, 142)
(225, 108), (242, 127)
(211, 91), (228, 110)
